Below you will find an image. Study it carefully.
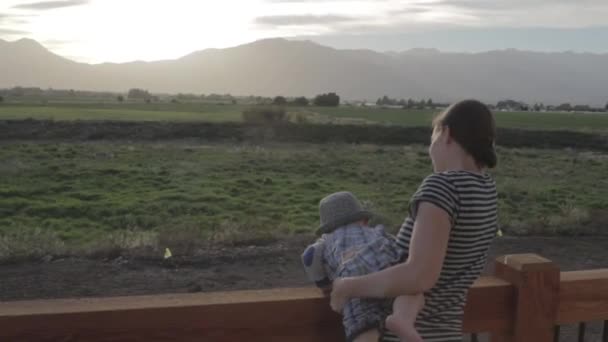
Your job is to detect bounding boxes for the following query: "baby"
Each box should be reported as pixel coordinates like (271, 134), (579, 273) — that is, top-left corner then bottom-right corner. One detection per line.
(301, 191), (424, 342)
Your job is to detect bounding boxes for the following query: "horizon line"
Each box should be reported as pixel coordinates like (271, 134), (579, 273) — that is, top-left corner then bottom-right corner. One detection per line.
(3, 36), (608, 65)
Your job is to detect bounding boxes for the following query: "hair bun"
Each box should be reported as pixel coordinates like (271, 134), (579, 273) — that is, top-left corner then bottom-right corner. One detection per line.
(478, 144), (497, 168)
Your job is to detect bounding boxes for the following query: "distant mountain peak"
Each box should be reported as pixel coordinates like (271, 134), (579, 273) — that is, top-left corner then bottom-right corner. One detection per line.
(0, 37), (606, 106)
(401, 48), (441, 55)
(12, 38), (45, 49)
(244, 37), (327, 49)
(179, 37), (331, 60)
(252, 37), (289, 44)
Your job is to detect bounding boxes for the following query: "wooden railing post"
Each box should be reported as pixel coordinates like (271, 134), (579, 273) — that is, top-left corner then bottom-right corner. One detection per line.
(490, 254), (560, 342)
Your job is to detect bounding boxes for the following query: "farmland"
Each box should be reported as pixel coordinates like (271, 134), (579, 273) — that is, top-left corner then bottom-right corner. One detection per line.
(1, 140), (607, 260)
(0, 100), (607, 261)
(1, 99), (607, 324)
(1, 102), (608, 131)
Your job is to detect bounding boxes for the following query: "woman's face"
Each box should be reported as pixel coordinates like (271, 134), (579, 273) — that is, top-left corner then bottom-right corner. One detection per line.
(429, 125), (449, 172)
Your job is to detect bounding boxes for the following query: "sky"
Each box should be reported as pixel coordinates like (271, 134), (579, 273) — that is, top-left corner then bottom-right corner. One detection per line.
(1, 0), (608, 63)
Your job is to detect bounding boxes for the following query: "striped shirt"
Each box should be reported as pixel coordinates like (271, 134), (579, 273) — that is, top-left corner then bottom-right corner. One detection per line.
(382, 171), (498, 342)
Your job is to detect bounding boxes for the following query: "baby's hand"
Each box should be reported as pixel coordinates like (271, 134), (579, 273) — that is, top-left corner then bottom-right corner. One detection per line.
(320, 285), (332, 297)
(330, 278), (349, 313)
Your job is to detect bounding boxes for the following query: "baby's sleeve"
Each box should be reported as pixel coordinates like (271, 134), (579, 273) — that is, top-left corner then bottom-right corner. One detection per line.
(301, 237), (331, 288)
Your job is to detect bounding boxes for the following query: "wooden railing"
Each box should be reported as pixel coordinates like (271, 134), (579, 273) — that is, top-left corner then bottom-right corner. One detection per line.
(0, 254), (607, 341)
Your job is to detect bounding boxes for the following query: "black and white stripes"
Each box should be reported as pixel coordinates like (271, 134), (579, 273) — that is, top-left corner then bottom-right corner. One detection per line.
(382, 171), (498, 342)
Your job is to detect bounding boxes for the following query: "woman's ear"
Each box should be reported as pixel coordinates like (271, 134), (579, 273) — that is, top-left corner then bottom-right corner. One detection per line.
(442, 127), (453, 144)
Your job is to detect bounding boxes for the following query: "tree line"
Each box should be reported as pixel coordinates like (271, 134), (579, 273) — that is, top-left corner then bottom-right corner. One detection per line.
(375, 96), (443, 109)
(494, 99), (608, 113)
(1, 86), (608, 112)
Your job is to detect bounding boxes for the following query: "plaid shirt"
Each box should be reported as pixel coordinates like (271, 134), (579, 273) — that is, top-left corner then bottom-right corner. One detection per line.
(302, 222), (401, 341)
(301, 222), (400, 288)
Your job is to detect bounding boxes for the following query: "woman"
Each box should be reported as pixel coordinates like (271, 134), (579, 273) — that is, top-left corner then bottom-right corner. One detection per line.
(331, 99), (498, 342)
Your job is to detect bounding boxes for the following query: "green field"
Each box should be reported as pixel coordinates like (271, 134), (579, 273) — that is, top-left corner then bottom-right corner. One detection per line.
(1, 141), (606, 259)
(312, 106), (608, 131)
(1, 103), (608, 131)
(0, 103), (244, 122)
(1, 101), (607, 259)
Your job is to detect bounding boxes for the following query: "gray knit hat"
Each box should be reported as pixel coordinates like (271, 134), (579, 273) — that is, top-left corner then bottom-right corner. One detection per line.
(316, 191), (373, 235)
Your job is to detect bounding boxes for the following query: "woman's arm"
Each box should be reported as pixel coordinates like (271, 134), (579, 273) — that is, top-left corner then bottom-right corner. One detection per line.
(331, 202), (451, 310)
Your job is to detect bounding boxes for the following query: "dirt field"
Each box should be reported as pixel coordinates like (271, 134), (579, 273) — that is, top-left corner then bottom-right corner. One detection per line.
(1, 235), (607, 341)
(1, 236), (605, 301)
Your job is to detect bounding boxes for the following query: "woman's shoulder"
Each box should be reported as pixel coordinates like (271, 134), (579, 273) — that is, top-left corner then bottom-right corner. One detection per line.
(431, 170), (495, 184)
(419, 171), (495, 196)
(419, 172), (459, 188)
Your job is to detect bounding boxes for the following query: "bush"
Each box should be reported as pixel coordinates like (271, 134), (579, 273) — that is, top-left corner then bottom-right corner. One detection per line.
(294, 113), (310, 124)
(314, 93), (340, 107)
(157, 225), (204, 256)
(273, 96), (287, 106)
(127, 88), (151, 99)
(292, 97), (309, 106)
(242, 106), (287, 124)
(0, 228), (66, 261)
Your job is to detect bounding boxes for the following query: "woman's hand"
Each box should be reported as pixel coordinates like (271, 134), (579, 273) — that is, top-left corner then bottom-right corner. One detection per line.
(330, 278), (349, 313)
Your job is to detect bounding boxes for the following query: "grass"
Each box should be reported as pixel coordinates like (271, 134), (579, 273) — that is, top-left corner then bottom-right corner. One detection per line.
(0, 141), (607, 259)
(312, 106), (608, 132)
(1, 102), (608, 132)
(0, 103), (244, 122)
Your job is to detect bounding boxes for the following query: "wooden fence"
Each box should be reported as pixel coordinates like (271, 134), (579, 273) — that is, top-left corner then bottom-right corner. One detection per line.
(1, 254), (607, 341)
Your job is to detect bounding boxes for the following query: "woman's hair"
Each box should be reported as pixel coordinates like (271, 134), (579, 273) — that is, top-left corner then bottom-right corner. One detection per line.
(433, 99), (497, 168)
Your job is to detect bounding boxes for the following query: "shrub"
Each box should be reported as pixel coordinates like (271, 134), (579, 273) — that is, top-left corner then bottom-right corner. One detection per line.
(157, 225), (204, 256)
(313, 93), (340, 106)
(272, 96), (287, 106)
(292, 97), (309, 106)
(242, 106), (287, 124)
(0, 228), (65, 261)
(294, 113), (310, 124)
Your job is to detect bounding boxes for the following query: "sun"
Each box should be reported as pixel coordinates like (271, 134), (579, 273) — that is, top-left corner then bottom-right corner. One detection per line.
(6, 0), (270, 63)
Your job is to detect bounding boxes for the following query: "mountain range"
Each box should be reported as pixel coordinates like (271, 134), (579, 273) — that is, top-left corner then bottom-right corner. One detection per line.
(1, 38), (607, 105)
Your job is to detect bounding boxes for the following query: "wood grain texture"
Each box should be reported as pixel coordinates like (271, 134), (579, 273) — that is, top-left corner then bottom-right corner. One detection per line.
(2, 263), (607, 341)
(0, 287), (343, 341)
(491, 254), (560, 342)
(463, 277), (515, 334)
(558, 269), (608, 324)
(0, 278), (515, 341)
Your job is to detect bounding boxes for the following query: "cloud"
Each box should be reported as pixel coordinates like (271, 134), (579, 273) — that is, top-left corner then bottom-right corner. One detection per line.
(0, 27), (30, 35)
(433, 0), (512, 10)
(298, 27), (608, 54)
(44, 39), (70, 44)
(42, 39), (74, 47)
(429, 0), (608, 28)
(0, 13), (34, 24)
(0, 13), (16, 22)
(266, 0), (361, 2)
(256, 15), (357, 26)
(12, 0), (89, 11)
(392, 7), (434, 15)
(436, 0), (608, 11)
(261, 0), (608, 32)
